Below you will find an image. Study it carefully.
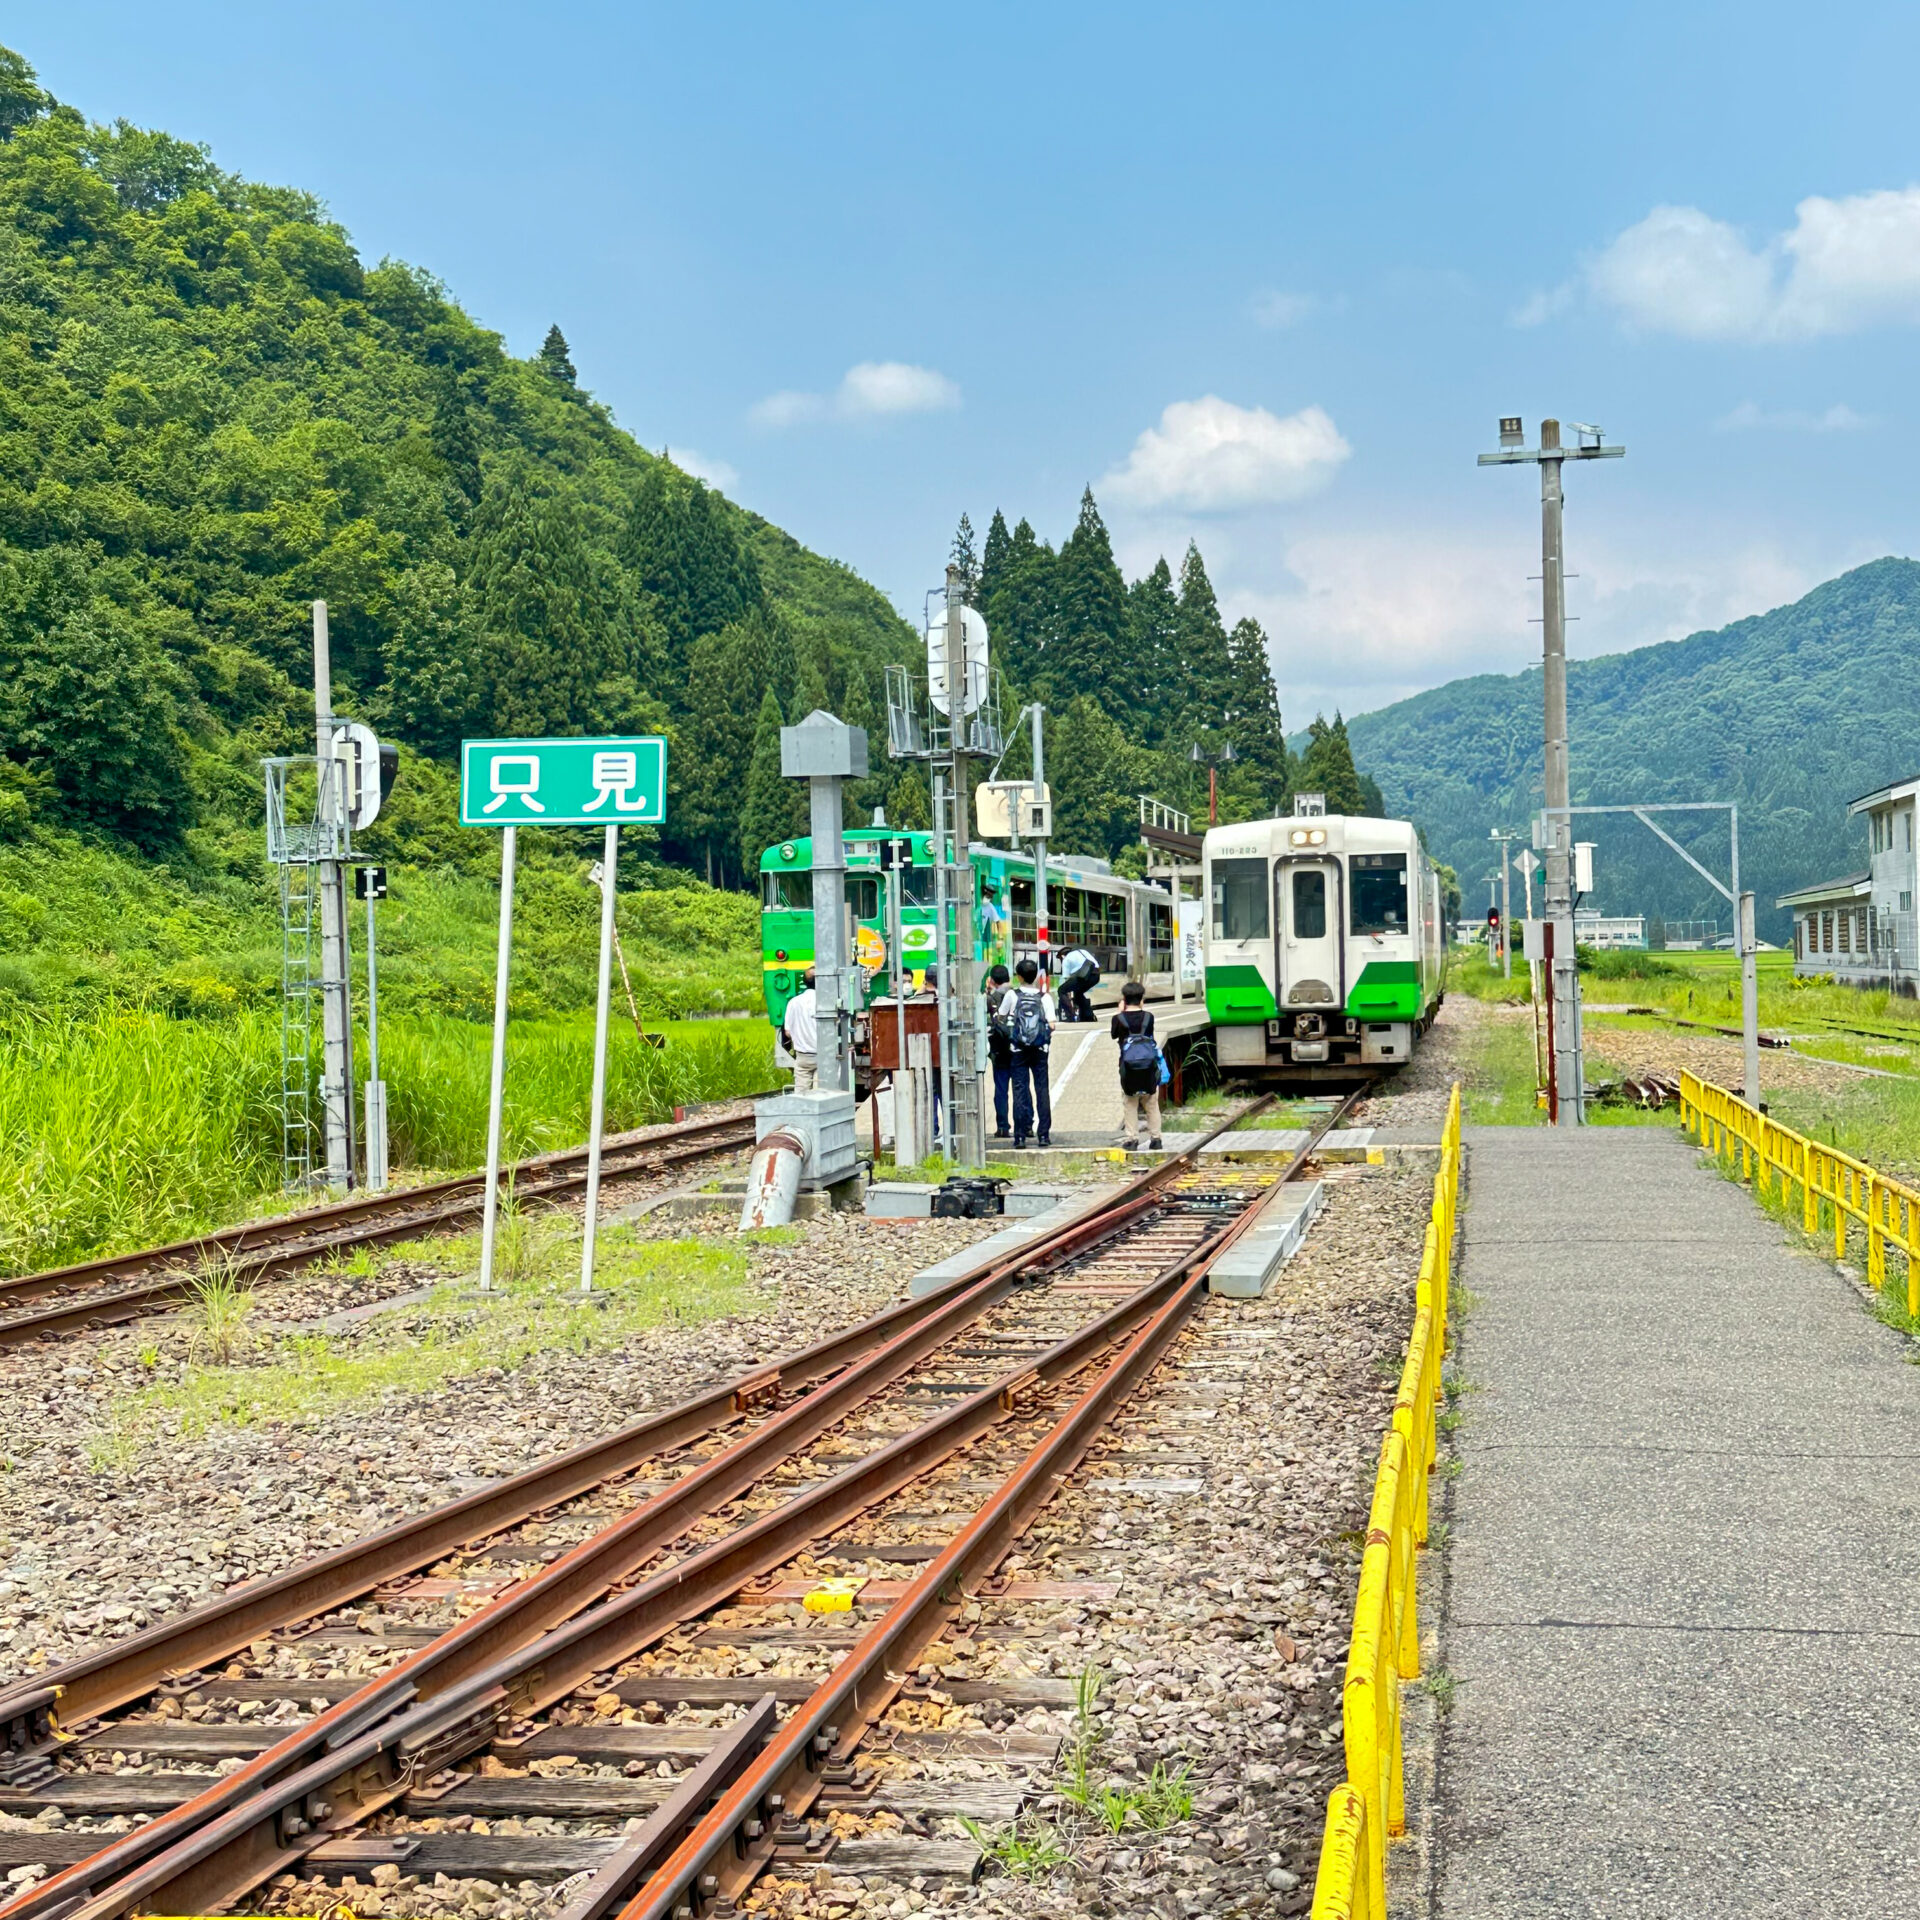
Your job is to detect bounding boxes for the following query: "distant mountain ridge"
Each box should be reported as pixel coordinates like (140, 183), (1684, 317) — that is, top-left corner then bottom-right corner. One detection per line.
(1342, 557), (1920, 941)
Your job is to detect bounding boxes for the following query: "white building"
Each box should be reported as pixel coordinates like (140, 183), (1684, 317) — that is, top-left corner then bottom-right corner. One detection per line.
(1776, 774), (1920, 988)
(1574, 912), (1646, 950)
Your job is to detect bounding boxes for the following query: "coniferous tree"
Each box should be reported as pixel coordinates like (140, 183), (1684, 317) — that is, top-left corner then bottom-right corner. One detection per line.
(979, 509), (1012, 603)
(1298, 713), (1368, 815)
(1052, 488), (1129, 709)
(739, 687), (794, 873)
(430, 370), (482, 526)
(1222, 617), (1290, 819)
(1176, 542), (1236, 734)
(537, 324), (577, 384)
(466, 482), (634, 738)
(1125, 558), (1182, 749)
(841, 666), (884, 820)
(792, 644), (831, 724)
(949, 513), (980, 602)
(980, 518), (1057, 701)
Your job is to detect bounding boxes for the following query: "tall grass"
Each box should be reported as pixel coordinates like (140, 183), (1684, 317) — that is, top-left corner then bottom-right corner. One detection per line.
(0, 1007), (778, 1276)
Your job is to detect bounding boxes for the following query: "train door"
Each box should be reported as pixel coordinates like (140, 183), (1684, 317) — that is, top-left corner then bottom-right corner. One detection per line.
(1277, 860), (1342, 1008)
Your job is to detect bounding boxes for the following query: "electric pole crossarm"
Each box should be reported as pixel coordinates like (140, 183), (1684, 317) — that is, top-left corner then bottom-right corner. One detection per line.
(1631, 809), (1736, 905)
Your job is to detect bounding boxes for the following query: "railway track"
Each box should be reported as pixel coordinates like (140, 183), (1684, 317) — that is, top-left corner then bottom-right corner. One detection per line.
(0, 1109), (763, 1349)
(0, 1088), (1356, 1920)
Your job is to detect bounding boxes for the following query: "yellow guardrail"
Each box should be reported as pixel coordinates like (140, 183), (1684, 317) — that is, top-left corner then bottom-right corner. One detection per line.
(1311, 1081), (1461, 1919)
(1679, 1069), (1920, 1312)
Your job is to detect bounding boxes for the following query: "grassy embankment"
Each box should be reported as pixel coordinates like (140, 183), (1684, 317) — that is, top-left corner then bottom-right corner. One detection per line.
(0, 822), (776, 1275)
(1448, 943), (1920, 1170)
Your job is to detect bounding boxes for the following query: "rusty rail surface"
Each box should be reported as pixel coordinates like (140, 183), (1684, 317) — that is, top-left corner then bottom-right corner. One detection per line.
(1, 1088), (1330, 1920)
(0, 1111), (765, 1347)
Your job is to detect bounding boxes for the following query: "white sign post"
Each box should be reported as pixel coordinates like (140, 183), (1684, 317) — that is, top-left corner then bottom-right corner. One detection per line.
(460, 737), (667, 1294)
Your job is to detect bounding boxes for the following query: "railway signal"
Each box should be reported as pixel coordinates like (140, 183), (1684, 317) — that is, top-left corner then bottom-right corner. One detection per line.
(459, 733), (669, 1293)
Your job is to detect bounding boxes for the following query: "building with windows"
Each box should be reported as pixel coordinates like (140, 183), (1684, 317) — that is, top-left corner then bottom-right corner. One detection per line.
(1776, 774), (1920, 989)
(1573, 912), (1647, 950)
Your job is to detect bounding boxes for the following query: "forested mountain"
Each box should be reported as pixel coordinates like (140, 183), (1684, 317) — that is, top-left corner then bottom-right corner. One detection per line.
(0, 45), (918, 893)
(1346, 557), (1920, 941)
(0, 39), (1386, 930)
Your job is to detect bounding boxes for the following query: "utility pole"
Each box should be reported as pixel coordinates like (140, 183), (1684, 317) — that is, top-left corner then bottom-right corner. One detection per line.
(311, 600), (356, 1187)
(1490, 828), (1521, 980)
(944, 567), (986, 1169)
(1031, 702), (1050, 969)
(1479, 418), (1624, 1125)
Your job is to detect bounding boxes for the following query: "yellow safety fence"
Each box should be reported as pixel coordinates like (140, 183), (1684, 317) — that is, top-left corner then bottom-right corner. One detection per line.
(1310, 1082), (1461, 1920)
(1680, 1069), (1920, 1312)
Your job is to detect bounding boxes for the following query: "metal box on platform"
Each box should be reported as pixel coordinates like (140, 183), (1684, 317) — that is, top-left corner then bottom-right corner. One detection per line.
(754, 1090), (858, 1184)
(867, 997), (942, 1074)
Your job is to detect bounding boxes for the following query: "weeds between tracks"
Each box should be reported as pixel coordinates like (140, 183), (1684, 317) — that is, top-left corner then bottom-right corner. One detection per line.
(81, 1224), (792, 1468)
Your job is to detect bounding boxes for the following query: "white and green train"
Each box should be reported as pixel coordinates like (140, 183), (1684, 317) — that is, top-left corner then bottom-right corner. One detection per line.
(1203, 814), (1446, 1078)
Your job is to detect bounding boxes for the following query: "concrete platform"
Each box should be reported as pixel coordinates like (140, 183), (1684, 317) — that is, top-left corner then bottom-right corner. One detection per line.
(1436, 1124), (1920, 1916)
(1032, 999), (1214, 1143)
(1206, 1180), (1324, 1297)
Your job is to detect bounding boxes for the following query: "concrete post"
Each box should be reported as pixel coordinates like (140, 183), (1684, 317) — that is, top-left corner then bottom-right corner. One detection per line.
(312, 600), (356, 1186)
(1538, 425), (1585, 1125)
(782, 711), (868, 1095)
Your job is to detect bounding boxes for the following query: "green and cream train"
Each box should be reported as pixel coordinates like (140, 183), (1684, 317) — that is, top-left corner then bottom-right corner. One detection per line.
(1203, 813), (1445, 1078)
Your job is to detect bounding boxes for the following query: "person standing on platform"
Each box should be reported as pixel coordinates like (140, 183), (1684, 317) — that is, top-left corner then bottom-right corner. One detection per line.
(1058, 947), (1100, 1023)
(998, 956), (1056, 1149)
(1111, 979), (1163, 1151)
(984, 962), (1013, 1139)
(782, 967), (819, 1091)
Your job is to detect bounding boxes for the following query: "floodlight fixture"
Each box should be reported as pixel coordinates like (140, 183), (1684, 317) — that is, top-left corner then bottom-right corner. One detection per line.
(1499, 416), (1525, 449)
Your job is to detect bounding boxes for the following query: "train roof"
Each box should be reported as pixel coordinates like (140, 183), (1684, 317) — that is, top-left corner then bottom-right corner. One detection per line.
(758, 832), (1166, 891)
(1201, 814), (1423, 858)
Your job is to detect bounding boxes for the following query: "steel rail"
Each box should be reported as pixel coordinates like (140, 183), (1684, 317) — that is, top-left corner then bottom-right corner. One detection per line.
(50, 1224), (1233, 1920)
(621, 1085), (1362, 1919)
(0, 1119), (761, 1347)
(3, 1098), (1290, 1920)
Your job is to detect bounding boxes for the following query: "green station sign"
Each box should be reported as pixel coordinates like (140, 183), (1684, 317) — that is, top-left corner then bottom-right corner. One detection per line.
(459, 737), (668, 827)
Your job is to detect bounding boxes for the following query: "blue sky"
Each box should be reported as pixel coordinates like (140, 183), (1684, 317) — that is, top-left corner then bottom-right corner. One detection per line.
(25, 3), (1920, 723)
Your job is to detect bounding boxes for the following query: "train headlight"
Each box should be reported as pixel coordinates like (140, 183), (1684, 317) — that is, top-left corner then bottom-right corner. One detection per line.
(1288, 828), (1328, 848)
(779, 842), (798, 862)
(1289, 829), (1308, 847)
(1308, 829), (1326, 846)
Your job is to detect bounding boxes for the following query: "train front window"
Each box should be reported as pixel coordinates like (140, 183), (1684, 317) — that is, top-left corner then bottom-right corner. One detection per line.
(762, 870), (813, 911)
(1350, 854), (1409, 935)
(1211, 857), (1269, 941)
(1292, 870), (1327, 941)
(849, 876), (879, 921)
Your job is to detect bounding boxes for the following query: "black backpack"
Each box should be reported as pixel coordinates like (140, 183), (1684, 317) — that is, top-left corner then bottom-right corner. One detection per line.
(1010, 987), (1052, 1051)
(1118, 1012), (1160, 1093)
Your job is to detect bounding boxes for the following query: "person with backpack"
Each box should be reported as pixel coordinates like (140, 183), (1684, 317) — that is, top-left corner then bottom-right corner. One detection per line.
(1111, 979), (1163, 1150)
(984, 963), (1013, 1138)
(1058, 947), (1100, 1023)
(996, 955), (1056, 1149)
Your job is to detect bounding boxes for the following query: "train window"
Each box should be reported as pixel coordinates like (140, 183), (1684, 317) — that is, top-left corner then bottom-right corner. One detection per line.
(1212, 857), (1269, 940)
(762, 870), (813, 911)
(1292, 869), (1328, 941)
(849, 877), (879, 921)
(899, 863), (937, 908)
(1350, 854), (1409, 935)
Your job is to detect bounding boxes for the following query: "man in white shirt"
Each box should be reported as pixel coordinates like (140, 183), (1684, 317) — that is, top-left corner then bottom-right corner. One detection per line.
(782, 968), (819, 1091)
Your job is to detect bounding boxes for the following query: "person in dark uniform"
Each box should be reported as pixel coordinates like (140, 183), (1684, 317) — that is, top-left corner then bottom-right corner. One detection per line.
(1058, 947), (1100, 1023)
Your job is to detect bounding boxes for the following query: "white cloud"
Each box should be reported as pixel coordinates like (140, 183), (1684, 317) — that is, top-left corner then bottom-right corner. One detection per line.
(1713, 401), (1871, 433)
(749, 390), (826, 428)
(1101, 396), (1351, 512)
(664, 446), (740, 490)
(1511, 282), (1574, 328)
(1586, 189), (1920, 341)
(750, 360), (960, 428)
(1244, 529), (1824, 722)
(837, 361), (960, 416)
(1251, 290), (1318, 329)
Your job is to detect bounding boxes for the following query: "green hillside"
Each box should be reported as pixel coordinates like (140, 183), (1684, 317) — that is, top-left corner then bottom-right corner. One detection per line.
(1347, 557), (1920, 941)
(0, 41), (923, 940)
